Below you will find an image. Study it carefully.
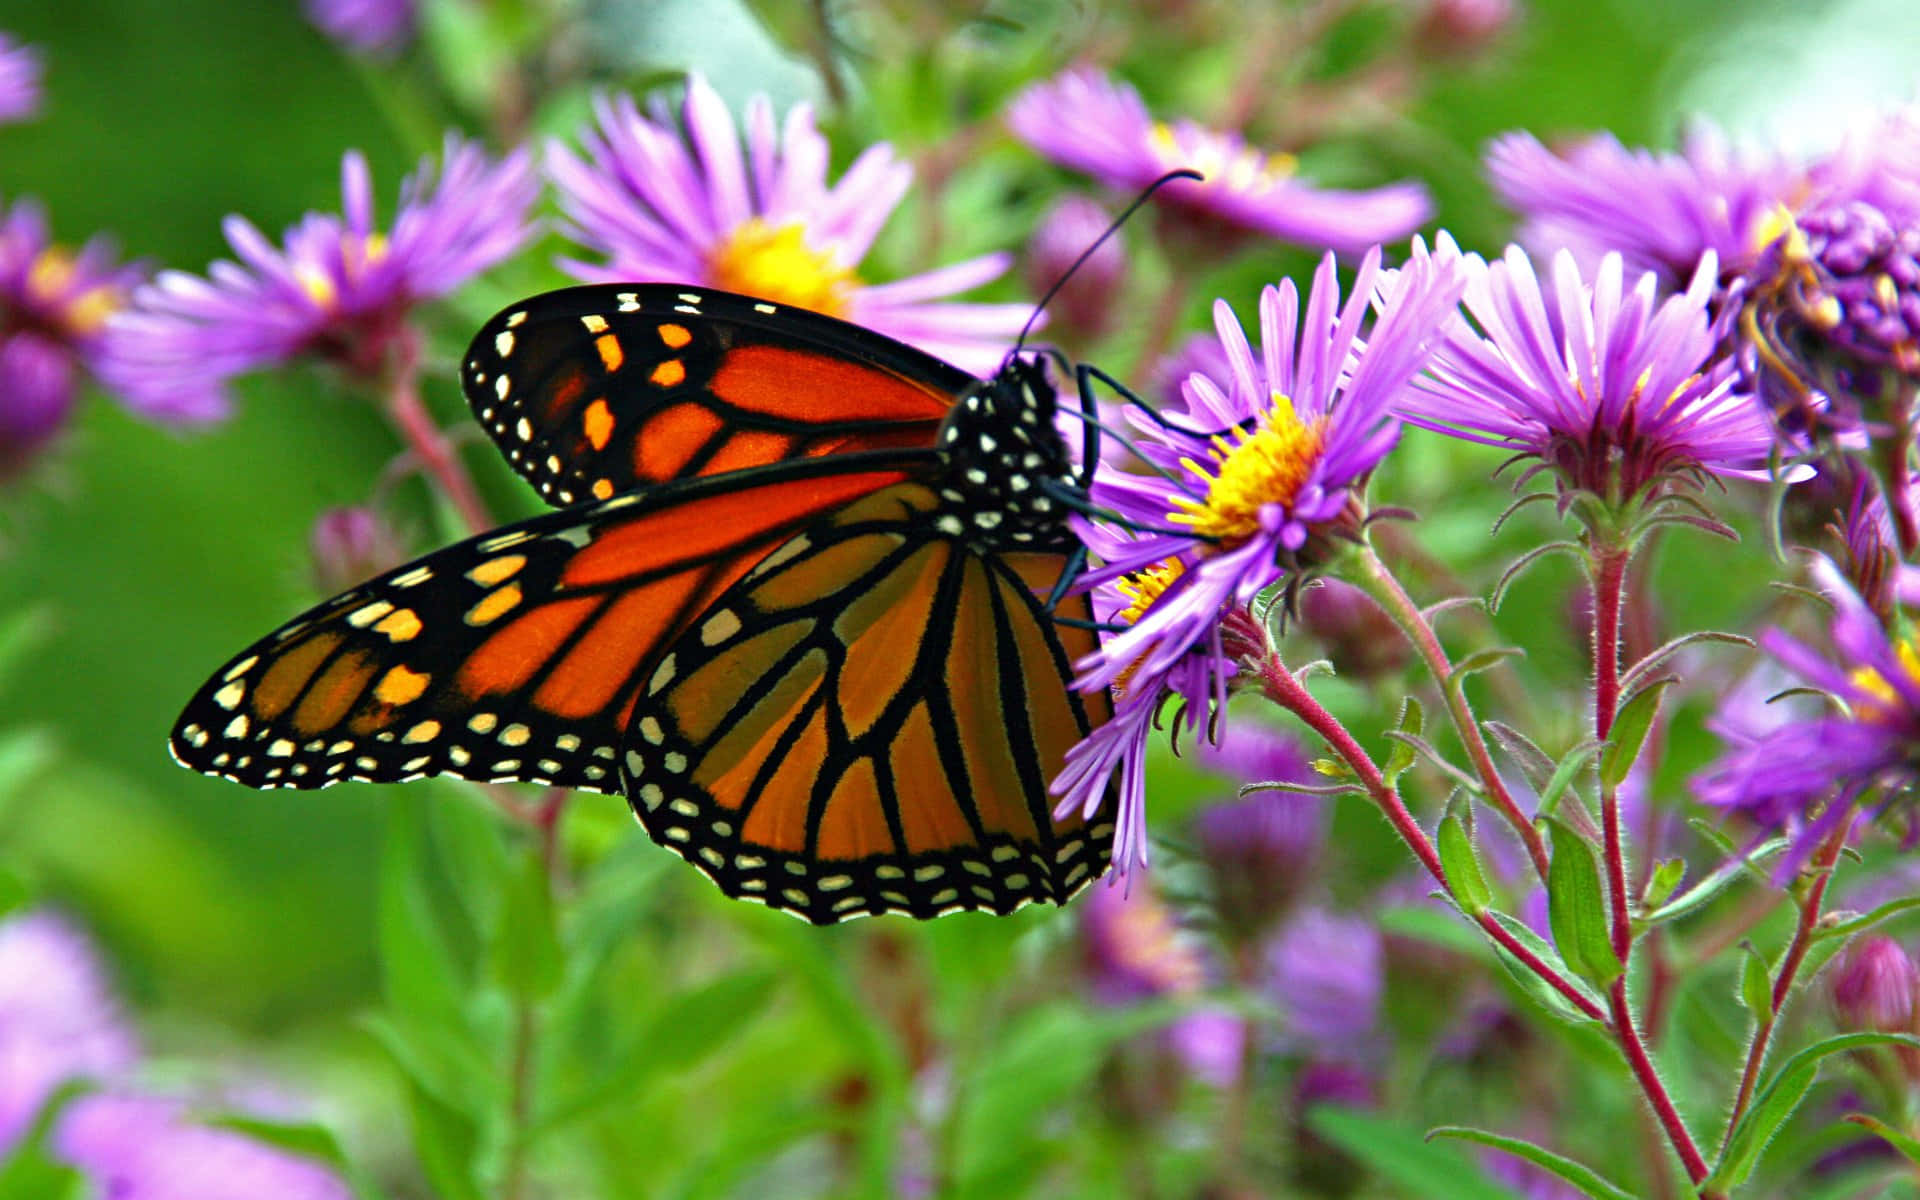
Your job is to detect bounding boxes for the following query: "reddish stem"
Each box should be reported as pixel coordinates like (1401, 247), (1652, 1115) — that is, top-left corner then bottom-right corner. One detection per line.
(1609, 978), (1711, 1186)
(1247, 636), (1605, 1022)
(1590, 543), (1633, 963)
(1718, 818), (1852, 1163)
(382, 340), (494, 536)
(1355, 548), (1552, 882)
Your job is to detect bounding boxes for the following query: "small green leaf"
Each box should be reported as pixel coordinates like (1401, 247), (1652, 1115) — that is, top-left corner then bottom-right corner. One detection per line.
(1439, 812), (1493, 916)
(378, 795), (471, 1035)
(1544, 818), (1622, 991)
(1482, 910), (1605, 1025)
(1428, 1126), (1636, 1200)
(1484, 720), (1555, 795)
(1383, 696), (1424, 786)
(1600, 679), (1671, 788)
(1713, 1032), (1920, 1189)
(1535, 741), (1602, 821)
(1843, 1112), (1920, 1165)
(0, 1146), (81, 1200)
(203, 1116), (389, 1200)
(493, 845), (562, 1001)
(1815, 895), (1920, 941)
(1305, 1109), (1516, 1200)
(401, 1077), (486, 1200)
(1643, 837), (1788, 925)
(1739, 944), (1772, 1016)
(1449, 646), (1525, 691)
(1641, 858), (1685, 912)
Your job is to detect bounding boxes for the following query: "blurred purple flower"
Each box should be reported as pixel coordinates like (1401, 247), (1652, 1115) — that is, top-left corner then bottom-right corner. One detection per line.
(1022, 193), (1126, 344)
(54, 1093), (351, 1200)
(0, 33), (40, 125)
(1414, 0), (1517, 56)
(308, 505), (408, 594)
(1150, 329), (1234, 409)
(1007, 67), (1432, 254)
(1053, 249), (1462, 869)
(548, 74), (1028, 375)
(1268, 907), (1383, 1056)
(0, 195), (148, 468)
(304, 0), (415, 56)
(1402, 236), (1774, 503)
(1693, 555), (1920, 873)
(101, 135), (537, 422)
(1488, 110), (1920, 289)
(1830, 935), (1920, 1034)
(1192, 723), (1323, 938)
(0, 910), (139, 1153)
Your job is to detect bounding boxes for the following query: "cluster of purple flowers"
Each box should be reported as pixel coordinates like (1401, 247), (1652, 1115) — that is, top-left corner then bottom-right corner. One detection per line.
(0, 909), (350, 1196)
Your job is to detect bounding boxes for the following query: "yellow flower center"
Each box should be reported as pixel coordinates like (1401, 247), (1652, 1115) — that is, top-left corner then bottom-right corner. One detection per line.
(294, 232), (390, 309)
(1849, 636), (1920, 723)
(707, 219), (860, 318)
(1114, 557), (1187, 626)
(27, 248), (125, 336)
(1147, 121), (1297, 194)
(1169, 394), (1326, 543)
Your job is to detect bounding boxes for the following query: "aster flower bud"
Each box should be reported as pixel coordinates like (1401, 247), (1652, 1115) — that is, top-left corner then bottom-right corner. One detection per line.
(1297, 577), (1409, 680)
(1022, 194), (1126, 345)
(308, 505), (406, 594)
(1747, 200), (1920, 438)
(1831, 935), (1919, 1034)
(0, 331), (77, 477)
(0, 34), (41, 125)
(1413, 0), (1517, 58)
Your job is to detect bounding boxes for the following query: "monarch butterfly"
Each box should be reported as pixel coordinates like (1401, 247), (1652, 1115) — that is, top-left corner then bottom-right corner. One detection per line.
(171, 284), (1117, 924)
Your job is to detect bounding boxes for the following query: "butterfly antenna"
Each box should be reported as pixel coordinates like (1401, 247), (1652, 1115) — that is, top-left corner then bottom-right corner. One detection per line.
(1010, 168), (1204, 358)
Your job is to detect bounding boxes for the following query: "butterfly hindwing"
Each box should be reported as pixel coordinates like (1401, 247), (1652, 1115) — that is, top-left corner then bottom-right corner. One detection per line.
(170, 455), (927, 794)
(620, 482), (1115, 924)
(461, 285), (969, 507)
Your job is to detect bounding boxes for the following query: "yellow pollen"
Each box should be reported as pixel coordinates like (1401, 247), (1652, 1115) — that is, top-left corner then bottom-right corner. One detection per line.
(1849, 636), (1920, 723)
(1146, 121), (1296, 193)
(707, 219), (859, 317)
(294, 232), (390, 309)
(1169, 394), (1326, 543)
(1114, 558), (1186, 627)
(1751, 203), (1803, 258)
(27, 248), (125, 336)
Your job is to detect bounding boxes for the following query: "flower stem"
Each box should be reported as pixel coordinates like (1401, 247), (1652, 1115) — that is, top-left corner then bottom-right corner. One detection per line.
(1351, 546), (1551, 882)
(1239, 625), (1604, 1021)
(382, 339), (494, 536)
(1589, 541), (1633, 962)
(500, 787), (567, 1200)
(1716, 817), (1852, 1164)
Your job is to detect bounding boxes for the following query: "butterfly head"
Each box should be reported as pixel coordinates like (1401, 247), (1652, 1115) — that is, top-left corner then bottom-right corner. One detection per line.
(930, 353), (1080, 546)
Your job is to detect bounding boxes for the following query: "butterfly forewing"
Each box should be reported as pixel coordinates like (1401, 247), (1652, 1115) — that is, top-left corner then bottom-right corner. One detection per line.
(171, 456), (926, 793)
(461, 285), (968, 506)
(620, 483), (1115, 924)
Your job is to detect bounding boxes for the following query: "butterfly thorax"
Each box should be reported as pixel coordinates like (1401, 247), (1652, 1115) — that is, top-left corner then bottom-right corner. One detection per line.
(930, 355), (1078, 550)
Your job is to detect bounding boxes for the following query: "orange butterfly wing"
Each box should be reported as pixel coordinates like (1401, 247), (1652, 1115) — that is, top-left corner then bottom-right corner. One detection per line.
(170, 456), (925, 793)
(461, 286), (964, 506)
(620, 483), (1115, 923)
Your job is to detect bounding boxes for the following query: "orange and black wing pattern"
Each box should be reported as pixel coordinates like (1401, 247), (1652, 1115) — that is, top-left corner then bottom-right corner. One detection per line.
(170, 455), (927, 794)
(461, 285), (971, 506)
(619, 482), (1116, 923)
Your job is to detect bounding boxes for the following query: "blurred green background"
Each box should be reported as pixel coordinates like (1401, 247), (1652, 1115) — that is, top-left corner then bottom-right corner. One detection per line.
(5, 0), (1920, 1196)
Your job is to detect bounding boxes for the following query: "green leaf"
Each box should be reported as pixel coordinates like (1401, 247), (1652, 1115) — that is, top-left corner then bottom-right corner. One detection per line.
(1600, 679), (1671, 788)
(1383, 696), (1424, 786)
(1844, 1113), (1920, 1165)
(1439, 812), (1493, 916)
(533, 968), (780, 1137)
(1738, 944), (1772, 1016)
(401, 1077), (486, 1200)
(1484, 720), (1555, 795)
(1642, 858), (1685, 912)
(203, 1116), (389, 1200)
(378, 793), (472, 1035)
(1306, 1108), (1518, 1200)
(492, 845), (562, 1002)
(1535, 741), (1602, 821)
(1428, 1126), (1636, 1200)
(1815, 894), (1920, 941)
(1643, 837), (1787, 926)
(1544, 818), (1622, 990)
(363, 1013), (500, 1118)
(1483, 911), (1605, 1025)
(0, 1146), (81, 1200)
(1449, 646), (1525, 691)
(1712, 1032), (1920, 1189)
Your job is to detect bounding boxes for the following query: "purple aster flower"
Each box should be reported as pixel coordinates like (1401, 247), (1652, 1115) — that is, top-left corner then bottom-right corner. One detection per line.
(101, 135), (537, 422)
(53, 1093), (351, 1200)
(0, 910), (139, 1153)
(1022, 193), (1127, 345)
(1150, 329), (1234, 409)
(1007, 67), (1432, 255)
(303, 0), (414, 56)
(1693, 555), (1920, 872)
(1403, 236), (1774, 503)
(1052, 248), (1462, 868)
(1489, 112), (1920, 291)
(0, 195), (148, 467)
(548, 74), (1028, 375)
(1266, 906), (1384, 1056)
(0, 34), (40, 125)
